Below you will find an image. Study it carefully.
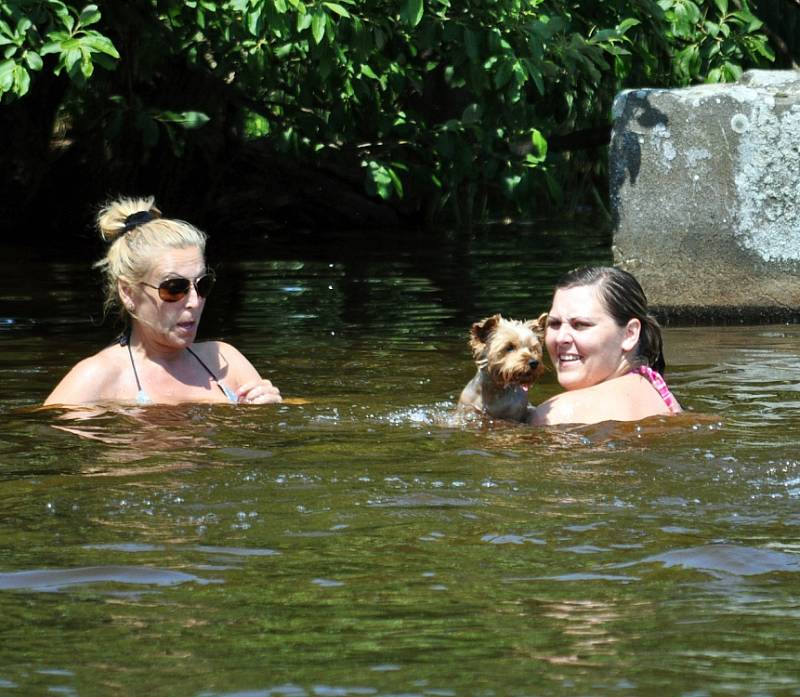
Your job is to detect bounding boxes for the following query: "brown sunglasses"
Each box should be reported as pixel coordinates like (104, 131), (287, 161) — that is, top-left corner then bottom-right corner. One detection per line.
(140, 271), (216, 302)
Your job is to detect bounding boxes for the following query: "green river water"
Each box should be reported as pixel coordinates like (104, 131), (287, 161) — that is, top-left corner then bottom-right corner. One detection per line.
(1, 225), (799, 696)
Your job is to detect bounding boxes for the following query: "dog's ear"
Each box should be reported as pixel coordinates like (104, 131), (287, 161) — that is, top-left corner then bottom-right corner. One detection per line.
(469, 314), (500, 355)
(526, 312), (548, 337)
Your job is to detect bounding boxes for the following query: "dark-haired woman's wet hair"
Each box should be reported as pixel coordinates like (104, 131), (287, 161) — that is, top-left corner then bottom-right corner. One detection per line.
(555, 266), (666, 374)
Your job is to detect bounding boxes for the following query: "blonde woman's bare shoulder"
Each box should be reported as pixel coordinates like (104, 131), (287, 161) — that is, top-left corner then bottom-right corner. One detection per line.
(193, 340), (261, 386)
(192, 340), (250, 367)
(43, 344), (127, 406)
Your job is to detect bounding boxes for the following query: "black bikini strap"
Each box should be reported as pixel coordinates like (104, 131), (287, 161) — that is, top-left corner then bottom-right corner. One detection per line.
(186, 346), (229, 397)
(127, 340), (144, 392)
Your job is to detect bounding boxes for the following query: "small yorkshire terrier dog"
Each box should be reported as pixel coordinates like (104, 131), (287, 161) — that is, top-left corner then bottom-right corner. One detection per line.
(458, 313), (548, 422)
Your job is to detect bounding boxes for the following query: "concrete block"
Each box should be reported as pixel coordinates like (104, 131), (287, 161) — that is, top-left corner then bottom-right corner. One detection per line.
(610, 70), (800, 321)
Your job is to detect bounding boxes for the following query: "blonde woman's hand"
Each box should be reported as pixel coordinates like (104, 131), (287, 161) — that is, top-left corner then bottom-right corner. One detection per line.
(237, 379), (282, 405)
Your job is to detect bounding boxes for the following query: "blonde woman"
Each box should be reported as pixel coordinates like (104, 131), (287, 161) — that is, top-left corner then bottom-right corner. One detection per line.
(45, 196), (281, 406)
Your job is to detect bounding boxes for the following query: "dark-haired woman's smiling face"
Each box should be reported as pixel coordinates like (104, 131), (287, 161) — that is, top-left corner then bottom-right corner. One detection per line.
(545, 283), (634, 390)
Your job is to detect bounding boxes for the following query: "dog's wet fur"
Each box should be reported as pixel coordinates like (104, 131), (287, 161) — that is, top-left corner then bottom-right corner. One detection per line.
(458, 313), (548, 422)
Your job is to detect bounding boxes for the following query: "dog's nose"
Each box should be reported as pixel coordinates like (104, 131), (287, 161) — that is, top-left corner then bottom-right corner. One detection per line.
(529, 359), (539, 370)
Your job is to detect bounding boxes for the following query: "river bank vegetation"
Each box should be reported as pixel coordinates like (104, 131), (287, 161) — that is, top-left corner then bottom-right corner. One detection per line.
(0, 0), (793, 241)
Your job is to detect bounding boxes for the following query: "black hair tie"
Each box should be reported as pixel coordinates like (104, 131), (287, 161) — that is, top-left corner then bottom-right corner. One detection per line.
(123, 210), (156, 233)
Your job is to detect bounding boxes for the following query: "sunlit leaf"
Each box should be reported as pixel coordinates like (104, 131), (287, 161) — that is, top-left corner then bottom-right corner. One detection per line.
(157, 110), (211, 128)
(311, 11), (326, 43)
(360, 63), (378, 79)
(13, 63), (30, 95)
(297, 12), (312, 31)
(323, 2), (350, 18)
(80, 49), (94, 79)
(82, 33), (120, 58)
(78, 4), (101, 27)
(39, 41), (62, 56)
(400, 0), (423, 27)
(529, 128), (548, 162)
(0, 59), (15, 92)
(616, 18), (640, 33)
(24, 51), (43, 71)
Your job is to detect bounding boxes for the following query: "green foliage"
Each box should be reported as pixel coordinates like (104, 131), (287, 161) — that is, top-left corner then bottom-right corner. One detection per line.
(658, 0), (775, 83)
(0, 1), (118, 98)
(0, 0), (778, 224)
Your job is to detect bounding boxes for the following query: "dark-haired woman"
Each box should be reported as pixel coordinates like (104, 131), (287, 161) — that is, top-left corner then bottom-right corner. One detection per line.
(44, 196), (281, 406)
(527, 266), (681, 425)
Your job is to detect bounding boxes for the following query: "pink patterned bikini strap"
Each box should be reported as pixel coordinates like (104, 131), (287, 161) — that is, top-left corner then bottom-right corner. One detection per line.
(633, 365), (680, 413)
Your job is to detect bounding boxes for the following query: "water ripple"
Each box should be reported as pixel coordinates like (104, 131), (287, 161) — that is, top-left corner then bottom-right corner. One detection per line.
(0, 565), (218, 592)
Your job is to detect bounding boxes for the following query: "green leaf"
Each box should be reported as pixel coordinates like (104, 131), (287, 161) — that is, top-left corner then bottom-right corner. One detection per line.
(511, 61), (526, 88)
(296, 12), (312, 31)
(39, 41), (62, 56)
(523, 59), (545, 95)
(80, 49), (94, 79)
(713, 0), (728, 15)
(15, 17), (33, 36)
(400, 0), (424, 28)
(78, 4), (102, 27)
(461, 102), (481, 125)
(616, 18), (640, 34)
(64, 47), (81, 72)
(388, 166), (404, 197)
(81, 34), (120, 59)
(57, 8), (75, 33)
(360, 63), (379, 79)
(529, 128), (548, 163)
(323, 2), (350, 18)
(247, 6), (262, 34)
(502, 173), (522, 196)
(0, 59), (15, 92)
(364, 160), (397, 199)
(13, 63), (30, 95)
(686, 1), (702, 24)
(731, 10), (762, 32)
(92, 53), (116, 71)
(311, 11), (326, 43)
(24, 51), (43, 71)
(157, 110), (211, 128)
(493, 59), (513, 89)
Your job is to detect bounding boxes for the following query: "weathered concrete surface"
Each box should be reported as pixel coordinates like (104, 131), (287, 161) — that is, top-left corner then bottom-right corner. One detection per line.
(610, 70), (800, 322)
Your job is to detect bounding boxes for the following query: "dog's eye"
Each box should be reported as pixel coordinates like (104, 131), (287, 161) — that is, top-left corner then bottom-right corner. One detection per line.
(505, 345), (515, 352)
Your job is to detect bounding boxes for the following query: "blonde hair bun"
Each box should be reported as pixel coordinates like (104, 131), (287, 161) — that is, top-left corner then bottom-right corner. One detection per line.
(96, 196), (161, 243)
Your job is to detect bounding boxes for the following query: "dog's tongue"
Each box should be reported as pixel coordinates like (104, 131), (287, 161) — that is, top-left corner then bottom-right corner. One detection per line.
(521, 384), (529, 392)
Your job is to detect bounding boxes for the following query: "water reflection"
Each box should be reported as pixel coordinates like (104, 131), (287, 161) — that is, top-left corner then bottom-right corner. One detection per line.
(2, 226), (800, 695)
